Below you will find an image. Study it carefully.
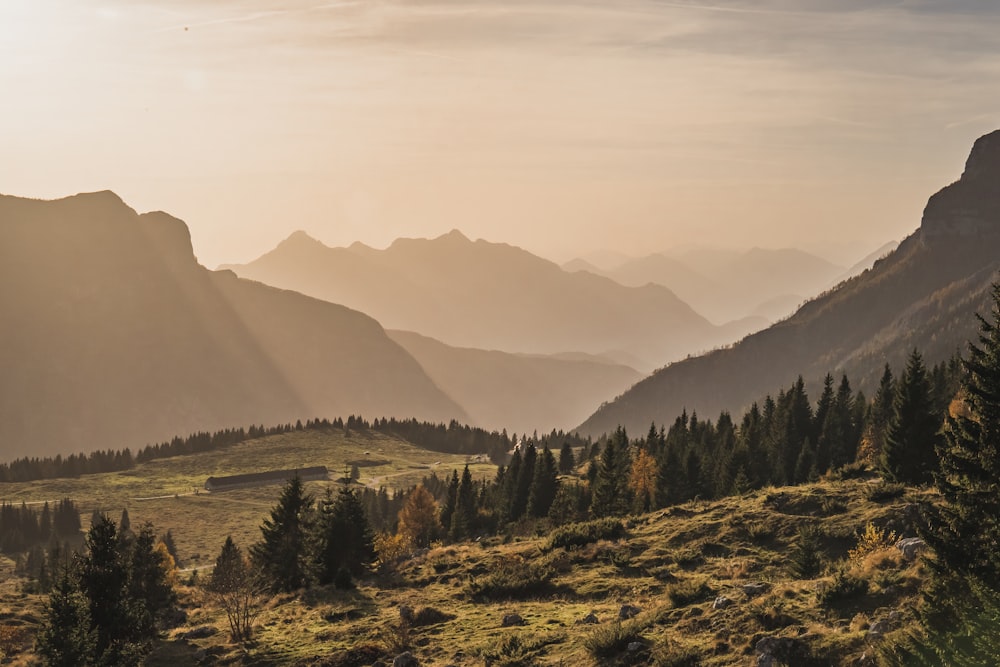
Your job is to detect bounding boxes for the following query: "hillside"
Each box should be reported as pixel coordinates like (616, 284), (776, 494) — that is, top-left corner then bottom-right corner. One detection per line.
(387, 330), (642, 434)
(580, 129), (1000, 437)
(0, 192), (465, 459)
(222, 230), (760, 371)
(0, 450), (932, 666)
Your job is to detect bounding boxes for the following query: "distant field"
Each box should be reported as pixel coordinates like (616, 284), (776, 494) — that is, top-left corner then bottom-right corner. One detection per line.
(0, 427), (498, 566)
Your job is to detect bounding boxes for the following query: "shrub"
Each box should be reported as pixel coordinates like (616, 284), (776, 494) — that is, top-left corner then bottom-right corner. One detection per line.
(789, 525), (825, 579)
(412, 606), (455, 626)
(848, 522), (898, 565)
(545, 518), (625, 551)
(818, 565), (870, 607)
(583, 620), (644, 658)
(864, 481), (906, 502)
(666, 578), (713, 608)
(468, 554), (553, 600)
(744, 520), (776, 543)
(652, 638), (702, 667)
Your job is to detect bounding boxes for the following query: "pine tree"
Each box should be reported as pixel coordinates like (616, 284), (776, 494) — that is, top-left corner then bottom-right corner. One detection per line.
(882, 350), (942, 485)
(558, 442), (576, 475)
(36, 567), (97, 666)
(311, 485), (375, 584)
(451, 465), (477, 539)
(250, 474), (314, 592)
(527, 447), (558, 518)
(591, 427), (632, 517)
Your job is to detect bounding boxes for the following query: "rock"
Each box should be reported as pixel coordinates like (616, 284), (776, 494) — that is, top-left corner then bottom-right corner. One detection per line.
(393, 652), (420, 667)
(627, 641), (643, 652)
(896, 537), (926, 561)
(182, 625), (217, 640)
(399, 605), (415, 624)
(743, 582), (770, 598)
(501, 613), (525, 627)
(578, 611), (600, 624)
(619, 604), (641, 620)
(757, 655), (777, 667)
(869, 620), (889, 635)
(755, 636), (810, 664)
(712, 596), (732, 610)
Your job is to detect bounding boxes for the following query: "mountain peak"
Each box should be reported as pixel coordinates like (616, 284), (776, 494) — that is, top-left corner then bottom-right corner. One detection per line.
(436, 229), (471, 243)
(962, 128), (1000, 183)
(921, 129), (1000, 239)
(278, 230), (327, 250)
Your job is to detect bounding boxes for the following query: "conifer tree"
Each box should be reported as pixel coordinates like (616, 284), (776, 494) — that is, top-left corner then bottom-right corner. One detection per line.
(558, 442), (576, 474)
(36, 567), (97, 667)
(882, 350), (941, 485)
(591, 427), (632, 517)
(311, 485), (375, 584)
(206, 537), (264, 643)
(527, 447), (558, 518)
(251, 474), (314, 592)
(451, 465), (477, 539)
(439, 470), (459, 535)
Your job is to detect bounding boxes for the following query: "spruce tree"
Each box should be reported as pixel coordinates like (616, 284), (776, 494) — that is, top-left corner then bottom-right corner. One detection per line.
(439, 470), (459, 535)
(311, 485), (375, 584)
(882, 350), (942, 485)
(36, 567), (97, 667)
(558, 442), (576, 474)
(591, 427), (632, 517)
(451, 465), (477, 540)
(251, 474), (314, 592)
(527, 447), (559, 518)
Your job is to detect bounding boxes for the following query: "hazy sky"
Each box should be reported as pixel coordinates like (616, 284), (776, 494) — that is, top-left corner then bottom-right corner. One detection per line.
(2, 0), (999, 268)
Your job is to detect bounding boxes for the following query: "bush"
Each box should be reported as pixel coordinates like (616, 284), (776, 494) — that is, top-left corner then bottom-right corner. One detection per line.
(864, 481), (906, 502)
(848, 522), (898, 565)
(652, 638), (702, 667)
(666, 578), (713, 608)
(744, 520), (776, 543)
(546, 518), (625, 551)
(468, 555), (553, 600)
(583, 620), (643, 658)
(818, 565), (870, 607)
(789, 525), (825, 579)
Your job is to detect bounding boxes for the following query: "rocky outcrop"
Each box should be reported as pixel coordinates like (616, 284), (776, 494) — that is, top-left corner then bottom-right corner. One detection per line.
(921, 129), (1000, 239)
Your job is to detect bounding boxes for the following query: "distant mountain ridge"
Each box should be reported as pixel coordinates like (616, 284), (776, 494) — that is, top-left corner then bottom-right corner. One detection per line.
(0, 192), (465, 459)
(224, 229), (762, 370)
(566, 246), (854, 324)
(387, 330), (641, 435)
(579, 129), (1000, 437)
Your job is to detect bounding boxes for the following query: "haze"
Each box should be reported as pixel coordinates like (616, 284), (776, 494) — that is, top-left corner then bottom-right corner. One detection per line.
(3, 0), (1000, 267)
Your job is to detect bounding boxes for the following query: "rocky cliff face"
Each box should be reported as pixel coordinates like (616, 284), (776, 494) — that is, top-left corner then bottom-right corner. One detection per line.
(921, 129), (1000, 239)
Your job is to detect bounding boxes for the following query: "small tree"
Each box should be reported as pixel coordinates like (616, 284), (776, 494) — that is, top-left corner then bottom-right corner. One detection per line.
(311, 485), (375, 585)
(207, 537), (265, 643)
(251, 475), (314, 592)
(397, 485), (440, 548)
(36, 567), (97, 667)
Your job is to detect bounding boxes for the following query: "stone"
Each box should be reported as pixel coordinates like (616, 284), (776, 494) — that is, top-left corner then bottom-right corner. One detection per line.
(712, 596), (732, 609)
(501, 613), (525, 627)
(743, 582), (770, 598)
(619, 604), (641, 620)
(896, 537), (926, 561)
(578, 611), (600, 624)
(755, 636), (810, 664)
(627, 641), (643, 652)
(393, 651), (420, 667)
(399, 605), (415, 624)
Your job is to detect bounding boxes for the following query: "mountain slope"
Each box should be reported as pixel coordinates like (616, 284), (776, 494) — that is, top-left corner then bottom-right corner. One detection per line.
(387, 330), (641, 434)
(580, 129), (1000, 436)
(0, 192), (465, 459)
(224, 231), (750, 370)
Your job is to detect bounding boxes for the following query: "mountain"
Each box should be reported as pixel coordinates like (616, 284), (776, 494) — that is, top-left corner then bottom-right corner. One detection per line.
(0, 192), (466, 459)
(387, 330), (641, 434)
(224, 231), (755, 371)
(601, 247), (845, 323)
(580, 129), (1000, 437)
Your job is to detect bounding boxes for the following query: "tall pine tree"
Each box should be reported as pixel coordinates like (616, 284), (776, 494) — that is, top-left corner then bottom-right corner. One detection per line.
(882, 350), (941, 485)
(251, 474), (314, 592)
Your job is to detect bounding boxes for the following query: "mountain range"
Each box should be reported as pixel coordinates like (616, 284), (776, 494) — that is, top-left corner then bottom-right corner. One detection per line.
(579, 129), (1000, 437)
(0, 192), (467, 459)
(222, 231), (762, 371)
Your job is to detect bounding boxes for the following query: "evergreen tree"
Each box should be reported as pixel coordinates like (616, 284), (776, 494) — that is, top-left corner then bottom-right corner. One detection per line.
(250, 475), (314, 592)
(206, 537), (264, 643)
(527, 447), (558, 518)
(591, 427), (632, 517)
(36, 567), (97, 667)
(124, 524), (176, 638)
(451, 465), (477, 540)
(510, 443), (536, 521)
(311, 485), (375, 584)
(882, 350), (942, 485)
(558, 442), (576, 474)
(439, 470), (459, 535)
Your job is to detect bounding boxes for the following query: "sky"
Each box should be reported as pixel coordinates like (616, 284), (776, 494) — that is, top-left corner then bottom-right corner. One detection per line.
(2, 0), (999, 269)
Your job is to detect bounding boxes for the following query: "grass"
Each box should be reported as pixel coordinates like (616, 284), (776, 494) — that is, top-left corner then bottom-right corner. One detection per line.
(0, 429), (937, 666)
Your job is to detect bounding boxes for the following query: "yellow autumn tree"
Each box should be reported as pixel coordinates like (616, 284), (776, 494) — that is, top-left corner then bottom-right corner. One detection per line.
(397, 485), (440, 548)
(629, 449), (658, 512)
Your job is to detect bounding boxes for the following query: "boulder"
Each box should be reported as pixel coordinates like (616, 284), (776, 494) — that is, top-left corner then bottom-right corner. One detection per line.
(627, 641), (644, 652)
(712, 596), (732, 610)
(578, 611), (600, 625)
(399, 605), (415, 624)
(619, 604), (641, 620)
(501, 613), (525, 627)
(743, 582), (770, 598)
(896, 537), (926, 561)
(393, 652), (420, 667)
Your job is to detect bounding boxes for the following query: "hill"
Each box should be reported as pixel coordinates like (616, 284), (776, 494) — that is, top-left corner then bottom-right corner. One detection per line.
(0, 446), (932, 665)
(0, 192), (465, 459)
(223, 230), (759, 371)
(387, 330), (642, 434)
(580, 129), (1000, 437)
